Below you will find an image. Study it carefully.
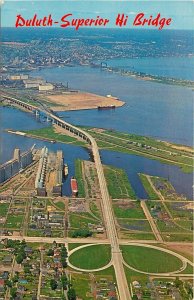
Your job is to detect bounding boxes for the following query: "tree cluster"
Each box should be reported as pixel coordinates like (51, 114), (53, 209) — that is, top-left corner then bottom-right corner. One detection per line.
(71, 229), (92, 238)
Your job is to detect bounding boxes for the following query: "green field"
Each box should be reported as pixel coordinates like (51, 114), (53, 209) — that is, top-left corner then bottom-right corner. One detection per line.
(71, 273), (93, 300)
(24, 126), (86, 146)
(162, 233), (193, 242)
(75, 159), (86, 197)
(82, 127), (193, 173)
(89, 201), (101, 219)
(5, 215), (24, 229)
(138, 173), (158, 200)
(48, 199), (65, 211)
(121, 245), (183, 273)
(68, 243), (84, 251)
(113, 201), (145, 219)
(69, 245), (111, 270)
(0, 203), (9, 217)
(120, 232), (156, 240)
(104, 166), (136, 199)
(69, 213), (99, 229)
(118, 219), (152, 232)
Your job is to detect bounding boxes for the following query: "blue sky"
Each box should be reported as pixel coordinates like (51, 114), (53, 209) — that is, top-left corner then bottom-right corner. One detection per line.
(1, 1), (193, 29)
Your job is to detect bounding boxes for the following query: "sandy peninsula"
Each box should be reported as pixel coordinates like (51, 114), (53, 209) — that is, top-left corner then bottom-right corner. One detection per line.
(44, 91), (125, 111)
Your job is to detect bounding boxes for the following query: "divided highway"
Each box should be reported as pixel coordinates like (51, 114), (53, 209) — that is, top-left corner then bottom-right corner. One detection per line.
(2, 94), (131, 300)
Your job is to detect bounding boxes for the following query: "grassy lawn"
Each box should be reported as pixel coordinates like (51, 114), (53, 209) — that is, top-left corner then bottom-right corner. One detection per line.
(69, 245), (111, 270)
(5, 214), (24, 228)
(71, 273), (93, 299)
(120, 232), (156, 240)
(104, 166), (136, 199)
(89, 201), (101, 219)
(83, 127), (193, 173)
(138, 173), (158, 200)
(69, 213), (99, 229)
(178, 264), (193, 274)
(94, 266), (116, 279)
(121, 245), (183, 273)
(157, 220), (188, 233)
(118, 219), (152, 232)
(176, 220), (193, 231)
(113, 201), (145, 219)
(0, 203), (9, 217)
(24, 126), (86, 146)
(162, 233), (193, 242)
(54, 201), (65, 210)
(166, 202), (193, 219)
(48, 199), (65, 211)
(124, 265), (148, 284)
(41, 274), (63, 298)
(27, 229), (44, 237)
(75, 159), (85, 197)
(68, 243), (85, 251)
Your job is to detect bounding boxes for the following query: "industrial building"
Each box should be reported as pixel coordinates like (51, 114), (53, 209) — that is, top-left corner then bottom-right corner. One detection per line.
(0, 146), (34, 184)
(23, 78), (45, 89)
(35, 147), (48, 196)
(35, 147), (63, 197)
(9, 74), (29, 80)
(39, 83), (54, 91)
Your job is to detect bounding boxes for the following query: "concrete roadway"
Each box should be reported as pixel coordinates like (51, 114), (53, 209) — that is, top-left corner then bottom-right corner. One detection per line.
(2, 94), (131, 300)
(141, 200), (163, 242)
(2, 94), (193, 299)
(67, 242), (193, 276)
(0, 235), (193, 247)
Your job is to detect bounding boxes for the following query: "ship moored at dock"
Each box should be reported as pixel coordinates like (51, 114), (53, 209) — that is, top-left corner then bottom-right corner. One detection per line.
(71, 177), (78, 196)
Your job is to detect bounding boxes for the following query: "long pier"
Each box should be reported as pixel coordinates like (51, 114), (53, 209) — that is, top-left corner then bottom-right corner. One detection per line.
(2, 94), (131, 300)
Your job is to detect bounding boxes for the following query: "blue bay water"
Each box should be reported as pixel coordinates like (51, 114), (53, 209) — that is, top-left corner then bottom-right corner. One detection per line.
(32, 65), (193, 147)
(107, 56), (194, 81)
(1, 28), (193, 199)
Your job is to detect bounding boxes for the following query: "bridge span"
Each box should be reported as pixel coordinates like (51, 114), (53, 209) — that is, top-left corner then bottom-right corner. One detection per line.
(2, 94), (131, 300)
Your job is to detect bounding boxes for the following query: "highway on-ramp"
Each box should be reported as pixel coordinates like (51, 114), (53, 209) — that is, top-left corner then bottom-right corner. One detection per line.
(1, 94), (131, 300)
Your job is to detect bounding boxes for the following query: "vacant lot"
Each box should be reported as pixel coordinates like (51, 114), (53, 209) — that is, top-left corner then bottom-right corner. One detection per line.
(46, 91), (124, 111)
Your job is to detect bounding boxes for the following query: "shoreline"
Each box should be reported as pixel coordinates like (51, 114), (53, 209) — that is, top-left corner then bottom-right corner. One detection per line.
(44, 91), (125, 111)
(5, 127), (193, 174)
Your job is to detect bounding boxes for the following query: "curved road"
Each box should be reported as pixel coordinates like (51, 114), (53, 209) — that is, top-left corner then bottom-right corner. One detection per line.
(2, 94), (131, 300)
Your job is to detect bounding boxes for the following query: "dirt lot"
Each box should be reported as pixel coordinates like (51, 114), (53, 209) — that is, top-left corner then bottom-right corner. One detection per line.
(166, 244), (193, 261)
(45, 91), (125, 111)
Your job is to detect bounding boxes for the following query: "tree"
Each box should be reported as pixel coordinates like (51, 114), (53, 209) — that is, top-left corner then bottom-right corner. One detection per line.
(61, 258), (67, 268)
(174, 277), (182, 288)
(47, 249), (54, 256)
(16, 253), (24, 264)
(50, 279), (58, 290)
(61, 245), (68, 268)
(132, 295), (138, 300)
(61, 275), (68, 289)
(24, 265), (31, 274)
(12, 273), (19, 283)
(10, 287), (17, 299)
(71, 229), (92, 238)
(5, 280), (12, 288)
(67, 288), (76, 300)
(61, 246), (68, 258)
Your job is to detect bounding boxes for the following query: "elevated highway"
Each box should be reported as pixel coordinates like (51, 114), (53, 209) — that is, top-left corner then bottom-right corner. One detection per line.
(2, 94), (131, 300)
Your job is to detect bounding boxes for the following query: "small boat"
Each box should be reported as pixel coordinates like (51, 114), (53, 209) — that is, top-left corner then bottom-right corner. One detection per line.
(63, 164), (69, 177)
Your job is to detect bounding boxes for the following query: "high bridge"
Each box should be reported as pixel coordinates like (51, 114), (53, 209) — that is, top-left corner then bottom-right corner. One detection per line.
(2, 94), (131, 300)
